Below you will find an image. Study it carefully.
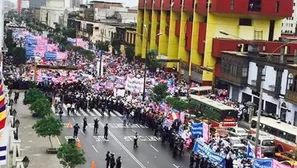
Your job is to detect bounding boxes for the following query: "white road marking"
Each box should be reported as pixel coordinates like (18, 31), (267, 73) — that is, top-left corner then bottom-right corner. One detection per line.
(99, 121), (146, 168)
(74, 110), (81, 116)
(110, 112), (116, 117)
(92, 145), (99, 153)
(173, 164), (180, 168)
(79, 108), (88, 116)
(92, 109), (102, 116)
(103, 112), (109, 117)
(114, 111), (123, 117)
(62, 104), (74, 116)
(71, 117), (75, 122)
(87, 109), (96, 117)
(131, 129), (136, 133)
(150, 144), (159, 152)
(117, 117), (123, 122)
(80, 130), (85, 135)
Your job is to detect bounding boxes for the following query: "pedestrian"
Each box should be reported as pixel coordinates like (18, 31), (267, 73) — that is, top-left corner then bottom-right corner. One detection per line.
(133, 132), (138, 148)
(94, 118), (99, 134)
(104, 123), (108, 140)
(59, 108), (63, 120)
(73, 123), (80, 138)
(116, 156), (122, 168)
(66, 102), (71, 115)
(105, 151), (110, 168)
(110, 153), (116, 168)
(189, 151), (195, 168)
(83, 117), (87, 132)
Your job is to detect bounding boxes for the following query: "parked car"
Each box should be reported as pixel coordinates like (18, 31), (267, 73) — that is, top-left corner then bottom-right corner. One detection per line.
(227, 127), (248, 137)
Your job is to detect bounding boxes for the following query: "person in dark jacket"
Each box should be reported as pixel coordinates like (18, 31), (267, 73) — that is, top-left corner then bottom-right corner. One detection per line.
(105, 151), (110, 168)
(110, 153), (116, 168)
(116, 156), (122, 168)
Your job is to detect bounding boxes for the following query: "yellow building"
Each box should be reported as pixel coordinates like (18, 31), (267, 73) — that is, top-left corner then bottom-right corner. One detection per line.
(135, 0), (293, 85)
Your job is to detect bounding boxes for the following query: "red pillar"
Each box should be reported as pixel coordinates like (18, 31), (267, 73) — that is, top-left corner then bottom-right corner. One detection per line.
(17, 0), (22, 14)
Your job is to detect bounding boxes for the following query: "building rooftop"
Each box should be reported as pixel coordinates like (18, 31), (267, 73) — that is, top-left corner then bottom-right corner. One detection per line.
(90, 1), (122, 4)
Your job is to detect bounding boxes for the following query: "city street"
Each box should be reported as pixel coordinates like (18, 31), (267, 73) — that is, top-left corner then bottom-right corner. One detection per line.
(57, 108), (189, 168)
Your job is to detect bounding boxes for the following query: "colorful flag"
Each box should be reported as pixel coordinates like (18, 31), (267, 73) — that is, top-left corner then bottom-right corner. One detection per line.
(0, 105), (5, 113)
(0, 111), (6, 121)
(0, 127), (9, 165)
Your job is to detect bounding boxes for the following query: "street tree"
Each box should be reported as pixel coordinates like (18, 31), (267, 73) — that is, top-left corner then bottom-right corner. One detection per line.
(111, 33), (122, 56)
(5, 30), (17, 55)
(146, 51), (162, 72)
(12, 47), (27, 66)
(32, 115), (63, 151)
(166, 97), (193, 111)
(95, 41), (110, 51)
(151, 83), (169, 103)
(23, 88), (44, 105)
(57, 143), (86, 168)
(125, 45), (135, 63)
(29, 97), (52, 117)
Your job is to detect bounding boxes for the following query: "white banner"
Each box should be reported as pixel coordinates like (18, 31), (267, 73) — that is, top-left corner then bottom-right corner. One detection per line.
(125, 75), (144, 93)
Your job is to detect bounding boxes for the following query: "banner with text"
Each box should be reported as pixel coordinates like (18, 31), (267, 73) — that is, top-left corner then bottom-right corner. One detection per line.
(253, 159), (273, 168)
(125, 75), (144, 93)
(193, 139), (226, 168)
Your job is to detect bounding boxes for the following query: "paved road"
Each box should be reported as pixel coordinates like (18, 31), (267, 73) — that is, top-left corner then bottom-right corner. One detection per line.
(57, 108), (189, 168)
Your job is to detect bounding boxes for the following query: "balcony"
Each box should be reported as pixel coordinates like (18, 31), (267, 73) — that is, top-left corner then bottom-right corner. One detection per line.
(210, 0), (293, 18)
(146, 0), (153, 9)
(139, 0), (145, 9)
(154, 0), (161, 10)
(185, 21), (193, 51)
(198, 22), (206, 54)
(286, 90), (297, 104)
(221, 73), (248, 87)
(172, 0), (182, 12)
(195, 0), (208, 15)
(162, 0), (171, 10)
(212, 38), (297, 58)
(184, 0), (194, 12)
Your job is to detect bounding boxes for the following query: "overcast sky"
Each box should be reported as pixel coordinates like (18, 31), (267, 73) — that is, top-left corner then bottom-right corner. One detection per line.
(111, 0), (138, 7)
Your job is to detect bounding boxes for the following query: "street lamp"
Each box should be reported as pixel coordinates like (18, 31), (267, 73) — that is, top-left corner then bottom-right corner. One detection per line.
(141, 25), (162, 101)
(219, 30), (297, 158)
(14, 119), (20, 140)
(22, 156), (30, 168)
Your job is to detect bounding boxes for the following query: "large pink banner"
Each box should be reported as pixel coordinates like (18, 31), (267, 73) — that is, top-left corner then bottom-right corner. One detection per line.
(273, 159), (297, 168)
(47, 44), (58, 52)
(203, 122), (209, 142)
(34, 50), (45, 58)
(35, 45), (46, 51)
(56, 52), (67, 60)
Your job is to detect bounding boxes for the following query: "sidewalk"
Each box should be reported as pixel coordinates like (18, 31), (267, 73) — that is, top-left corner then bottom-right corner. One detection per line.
(13, 93), (61, 168)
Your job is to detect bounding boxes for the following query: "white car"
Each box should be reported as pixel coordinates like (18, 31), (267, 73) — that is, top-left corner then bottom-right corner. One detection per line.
(227, 127), (248, 137)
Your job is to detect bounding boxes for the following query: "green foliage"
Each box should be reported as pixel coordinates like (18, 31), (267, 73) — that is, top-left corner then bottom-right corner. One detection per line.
(146, 51), (162, 72)
(96, 41), (110, 51)
(125, 45), (135, 63)
(151, 83), (169, 103)
(23, 88), (44, 104)
(29, 97), (52, 118)
(111, 33), (122, 56)
(12, 47), (27, 66)
(57, 143), (86, 168)
(5, 30), (17, 55)
(62, 28), (76, 38)
(32, 115), (63, 148)
(166, 97), (193, 111)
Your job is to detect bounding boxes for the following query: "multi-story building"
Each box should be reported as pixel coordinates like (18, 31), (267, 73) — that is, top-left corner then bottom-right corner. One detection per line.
(282, 0), (297, 34)
(29, 0), (46, 8)
(78, 1), (137, 23)
(220, 48), (297, 126)
(40, 0), (79, 28)
(136, 0), (296, 86)
(76, 20), (117, 43)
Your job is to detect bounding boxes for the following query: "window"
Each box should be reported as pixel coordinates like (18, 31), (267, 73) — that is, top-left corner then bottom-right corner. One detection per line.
(275, 1), (280, 13)
(242, 67), (248, 77)
(239, 18), (252, 26)
(287, 73), (294, 91)
(294, 75), (297, 92)
(230, 0), (235, 10)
